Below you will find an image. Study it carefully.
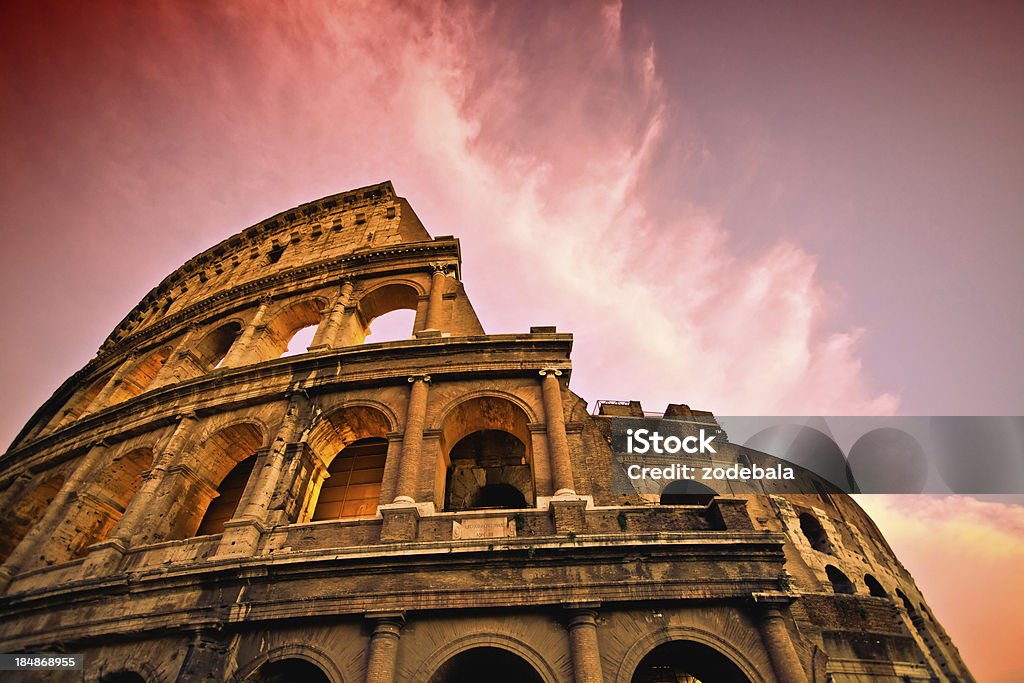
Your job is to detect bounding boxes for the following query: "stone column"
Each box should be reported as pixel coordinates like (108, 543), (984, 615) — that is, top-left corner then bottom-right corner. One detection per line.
(150, 322), (204, 388)
(0, 472), (35, 515)
(752, 594), (809, 683)
(422, 264), (448, 332)
(0, 441), (109, 586)
(566, 607), (604, 683)
(540, 369), (575, 496)
(311, 280), (354, 349)
(218, 395), (307, 556)
(89, 352), (139, 411)
(109, 413), (200, 546)
(175, 628), (231, 683)
(364, 613), (405, 683)
(219, 296), (271, 367)
(393, 376), (430, 503)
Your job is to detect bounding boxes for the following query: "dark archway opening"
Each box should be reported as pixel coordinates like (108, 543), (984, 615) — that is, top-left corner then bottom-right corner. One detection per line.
(429, 647), (543, 683)
(865, 573), (888, 598)
(825, 564), (856, 595)
(471, 483), (528, 509)
(660, 479), (717, 506)
(99, 672), (146, 683)
(247, 658), (330, 683)
(196, 455), (256, 536)
(798, 512), (833, 554)
(632, 640), (751, 683)
(445, 429), (533, 511)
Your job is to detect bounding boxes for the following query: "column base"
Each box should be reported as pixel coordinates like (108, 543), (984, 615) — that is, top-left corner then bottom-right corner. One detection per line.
(217, 518), (268, 558)
(378, 501), (434, 542)
(82, 538), (129, 578)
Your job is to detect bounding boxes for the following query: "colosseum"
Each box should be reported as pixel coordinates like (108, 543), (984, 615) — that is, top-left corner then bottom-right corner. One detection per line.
(0, 181), (973, 682)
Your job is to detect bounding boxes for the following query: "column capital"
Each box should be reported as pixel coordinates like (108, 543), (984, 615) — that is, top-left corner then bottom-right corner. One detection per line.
(539, 368), (563, 378)
(407, 374), (431, 384)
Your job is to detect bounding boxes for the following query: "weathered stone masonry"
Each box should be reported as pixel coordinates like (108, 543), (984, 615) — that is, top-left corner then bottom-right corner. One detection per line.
(0, 181), (973, 682)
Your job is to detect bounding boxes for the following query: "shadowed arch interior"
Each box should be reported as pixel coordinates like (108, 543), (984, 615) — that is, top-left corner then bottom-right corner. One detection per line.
(245, 658), (331, 683)
(660, 479), (717, 506)
(631, 640), (751, 683)
(184, 422), (265, 538)
(99, 672), (146, 683)
(825, 564), (856, 594)
(0, 474), (65, 563)
(106, 345), (175, 405)
(865, 573), (888, 598)
(194, 322), (242, 370)
(439, 396), (535, 511)
(429, 647), (543, 683)
(55, 371), (113, 427)
(73, 447), (155, 556)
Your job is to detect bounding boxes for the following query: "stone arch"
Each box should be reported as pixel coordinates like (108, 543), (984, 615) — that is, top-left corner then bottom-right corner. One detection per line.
(825, 564), (856, 594)
(55, 371), (114, 427)
(864, 573), (888, 598)
(412, 633), (559, 683)
(233, 644), (344, 683)
(176, 421), (265, 538)
(436, 394), (536, 511)
(630, 640), (753, 683)
(192, 320), (243, 370)
(98, 671), (148, 683)
(350, 281), (422, 345)
(615, 626), (767, 683)
(306, 404), (395, 521)
(895, 588), (916, 613)
(660, 479), (717, 505)
(0, 473), (65, 563)
(71, 446), (156, 556)
(106, 345), (175, 405)
(251, 297), (327, 361)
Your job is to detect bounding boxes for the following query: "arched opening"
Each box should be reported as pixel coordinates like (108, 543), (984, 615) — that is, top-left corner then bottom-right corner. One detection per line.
(660, 479), (717, 506)
(73, 448), (154, 556)
(896, 589), (916, 613)
(281, 324), (319, 357)
(364, 308), (417, 343)
(0, 474), (65, 563)
(631, 640), (751, 683)
(306, 405), (394, 521)
(312, 437), (387, 520)
(252, 299), (325, 361)
(349, 283), (420, 346)
(195, 455), (257, 536)
(865, 573), (888, 598)
(798, 512), (833, 554)
(106, 346), (174, 405)
(429, 647), (543, 683)
(825, 564), (856, 595)
(55, 372), (113, 426)
(444, 428), (534, 511)
(194, 322), (241, 370)
(246, 658), (330, 683)
(173, 422), (264, 539)
(99, 672), (146, 683)
(439, 396), (535, 511)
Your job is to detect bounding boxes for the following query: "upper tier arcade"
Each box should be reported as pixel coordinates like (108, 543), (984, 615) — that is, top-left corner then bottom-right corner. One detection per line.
(8, 181), (492, 452)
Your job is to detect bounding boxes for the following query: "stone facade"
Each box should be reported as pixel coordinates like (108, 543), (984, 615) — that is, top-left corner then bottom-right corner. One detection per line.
(0, 181), (973, 682)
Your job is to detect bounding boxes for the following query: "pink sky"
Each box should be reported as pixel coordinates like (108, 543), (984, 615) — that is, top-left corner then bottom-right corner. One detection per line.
(1, 2), (1022, 679)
